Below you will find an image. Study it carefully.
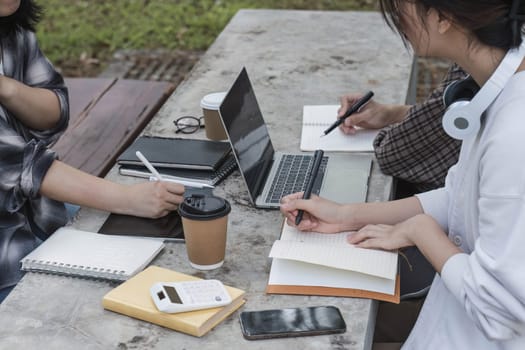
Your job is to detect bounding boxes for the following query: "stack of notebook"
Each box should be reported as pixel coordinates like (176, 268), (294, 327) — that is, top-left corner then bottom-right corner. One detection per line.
(102, 266), (246, 337)
(117, 136), (237, 186)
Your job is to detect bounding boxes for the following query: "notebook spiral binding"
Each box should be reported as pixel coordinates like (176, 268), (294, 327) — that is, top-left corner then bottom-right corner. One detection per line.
(303, 122), (332, 126)
(212, 155), (238, 185)
(22, 259), (128, 281)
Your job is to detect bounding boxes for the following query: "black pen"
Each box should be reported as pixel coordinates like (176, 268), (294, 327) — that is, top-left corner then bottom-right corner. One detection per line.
(321, 90), (374, 136)
(295, 149), (324, 225)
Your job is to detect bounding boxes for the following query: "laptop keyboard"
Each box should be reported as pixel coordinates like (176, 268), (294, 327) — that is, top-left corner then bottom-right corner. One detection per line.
(265, 154), (328, 204)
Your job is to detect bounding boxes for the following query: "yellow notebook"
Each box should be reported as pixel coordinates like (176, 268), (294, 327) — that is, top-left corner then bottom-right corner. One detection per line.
(102, 266), (246, 337)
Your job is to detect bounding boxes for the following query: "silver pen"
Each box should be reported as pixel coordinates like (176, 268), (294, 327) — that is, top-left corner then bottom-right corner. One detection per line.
(136, 151), (214, 188)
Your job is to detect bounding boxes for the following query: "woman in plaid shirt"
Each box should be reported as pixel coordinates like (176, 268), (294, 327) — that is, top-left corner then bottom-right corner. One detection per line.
(339, 65), (467, 193)
(0, 1), (184, 301)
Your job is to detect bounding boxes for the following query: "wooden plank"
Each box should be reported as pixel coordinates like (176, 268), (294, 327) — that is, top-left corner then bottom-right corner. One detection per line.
(64, 78), (116, 125)
(53, 78), (175, 177)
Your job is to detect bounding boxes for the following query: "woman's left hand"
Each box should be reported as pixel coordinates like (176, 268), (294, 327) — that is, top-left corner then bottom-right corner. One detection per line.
(347, 214), (434, 250)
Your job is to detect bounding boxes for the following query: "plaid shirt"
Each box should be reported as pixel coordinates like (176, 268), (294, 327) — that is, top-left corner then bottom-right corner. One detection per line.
(0, 29), (69, 289)
(373, 64), (467, 192)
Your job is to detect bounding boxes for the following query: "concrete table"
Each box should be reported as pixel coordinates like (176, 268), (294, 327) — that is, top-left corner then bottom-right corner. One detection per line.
(0, 9), (413, 350)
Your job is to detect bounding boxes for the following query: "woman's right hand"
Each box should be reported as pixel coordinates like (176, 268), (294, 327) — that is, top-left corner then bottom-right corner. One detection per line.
(279, 192), (350, 233)
(338, 93), (409, 134)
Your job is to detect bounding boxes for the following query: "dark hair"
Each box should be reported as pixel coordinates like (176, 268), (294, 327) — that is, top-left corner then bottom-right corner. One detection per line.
(0, 0), (43, 37)
(378, 0), (525, 50)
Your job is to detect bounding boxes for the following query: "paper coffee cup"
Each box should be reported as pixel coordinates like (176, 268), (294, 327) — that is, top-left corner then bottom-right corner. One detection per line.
(178, 193), (231, 270)
(200, 92), (228, 140)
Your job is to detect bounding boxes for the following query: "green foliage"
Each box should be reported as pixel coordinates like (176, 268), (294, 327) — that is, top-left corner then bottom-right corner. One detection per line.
(37, 0), (375, 68)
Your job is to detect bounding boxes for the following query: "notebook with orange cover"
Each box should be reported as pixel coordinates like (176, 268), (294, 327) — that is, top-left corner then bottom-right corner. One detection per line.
(102, 266), (246, 337)
(266, 222), (400, 304)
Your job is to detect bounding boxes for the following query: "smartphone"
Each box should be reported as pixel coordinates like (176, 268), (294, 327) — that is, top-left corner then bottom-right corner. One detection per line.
(239, 305), (346, 340)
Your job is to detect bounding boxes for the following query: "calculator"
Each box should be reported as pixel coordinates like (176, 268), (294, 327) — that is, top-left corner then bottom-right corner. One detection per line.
(150, 280), (232, 313)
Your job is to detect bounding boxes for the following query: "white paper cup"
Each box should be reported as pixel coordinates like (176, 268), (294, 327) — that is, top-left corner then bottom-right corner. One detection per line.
(201, 92), (228, 140)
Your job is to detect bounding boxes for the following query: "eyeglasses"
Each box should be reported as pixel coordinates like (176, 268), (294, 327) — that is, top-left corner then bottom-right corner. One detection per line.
(173, 116), (205, 134)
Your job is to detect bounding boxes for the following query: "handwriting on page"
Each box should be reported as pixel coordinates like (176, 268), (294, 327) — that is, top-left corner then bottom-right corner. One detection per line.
(269, 223), (397, 280)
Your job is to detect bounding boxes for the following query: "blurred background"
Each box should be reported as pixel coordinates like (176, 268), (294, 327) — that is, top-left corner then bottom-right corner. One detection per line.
(37, 0), (448, 101)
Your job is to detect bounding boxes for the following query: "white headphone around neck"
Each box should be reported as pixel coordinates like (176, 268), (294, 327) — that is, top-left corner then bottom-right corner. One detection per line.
(442, 43), (525, 140)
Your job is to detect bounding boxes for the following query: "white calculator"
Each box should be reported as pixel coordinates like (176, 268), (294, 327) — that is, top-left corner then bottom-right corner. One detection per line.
(150, 280), (232, 313)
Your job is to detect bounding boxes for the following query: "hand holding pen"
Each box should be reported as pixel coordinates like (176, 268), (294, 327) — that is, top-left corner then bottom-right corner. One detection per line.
(295, 149), (324, 225)
(322, 91), (374, 136)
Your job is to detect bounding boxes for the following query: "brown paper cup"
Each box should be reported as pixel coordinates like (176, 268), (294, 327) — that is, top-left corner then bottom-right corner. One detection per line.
(181, 215), (228, 270)
(179, 194), (231, 270)
(201, 92), (228, 140)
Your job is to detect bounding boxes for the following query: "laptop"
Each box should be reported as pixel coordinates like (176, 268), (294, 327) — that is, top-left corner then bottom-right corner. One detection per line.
(218, 67), (372, 209)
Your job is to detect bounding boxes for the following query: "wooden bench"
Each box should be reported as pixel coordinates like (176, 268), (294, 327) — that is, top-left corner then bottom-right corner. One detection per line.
(53, 77), (175, 177)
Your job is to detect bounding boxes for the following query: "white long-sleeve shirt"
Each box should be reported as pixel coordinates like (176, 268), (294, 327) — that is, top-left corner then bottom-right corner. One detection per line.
(403, 72), (525, 349)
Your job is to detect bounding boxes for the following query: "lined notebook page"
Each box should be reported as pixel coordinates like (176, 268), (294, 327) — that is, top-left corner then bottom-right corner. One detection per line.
(20, 227), (165, 281)
(269, 223), (397, 280)
(300, 105), (379, 152)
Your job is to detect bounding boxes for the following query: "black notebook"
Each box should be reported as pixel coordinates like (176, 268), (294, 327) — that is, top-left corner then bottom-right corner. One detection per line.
(118, 153), (237, 186)
(98, 211), (184, 242)
(117, 136), (232, 171)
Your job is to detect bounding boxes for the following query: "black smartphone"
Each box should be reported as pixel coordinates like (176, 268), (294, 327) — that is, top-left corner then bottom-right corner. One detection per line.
(239, 305), (346, 340)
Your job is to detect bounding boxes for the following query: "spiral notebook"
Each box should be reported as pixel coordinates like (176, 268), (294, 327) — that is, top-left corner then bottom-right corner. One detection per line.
(20, 227), (165, 281)
(300, 105), (379, 152)
(118, 153), (237, 186)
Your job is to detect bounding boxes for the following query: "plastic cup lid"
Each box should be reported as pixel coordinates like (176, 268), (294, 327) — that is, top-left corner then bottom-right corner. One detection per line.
(178, 194), (231, 220)
(200, 92), (227, 110)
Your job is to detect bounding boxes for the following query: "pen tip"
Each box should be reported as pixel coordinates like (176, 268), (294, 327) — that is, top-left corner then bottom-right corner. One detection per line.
(320, 134), (325, 138)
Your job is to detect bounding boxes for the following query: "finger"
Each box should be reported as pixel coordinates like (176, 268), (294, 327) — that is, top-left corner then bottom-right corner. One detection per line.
(285, 211), (317, 231)
(359, 223), (390, 232)
(347, 226), (383, 244)
(375, 224), (393, 230)
(296, 218), (317, 232)
(345, 113), (368, 128)
(356, 238), (386, 250)
(281, 191), (305, 203)
(166, 183), (185, 195)
(286, 216), (297, 227)
(292, 198), (319, 216)
(338, 98), (350, 117)
(358, 237), (399, 251)
(347, 231), (369, 244)
(280, 194), (312, 213)
(340, 124), (357, 135)
(338, 94), (360, 116)
(154, 181), (183, 197)
(284, 209), (298, 221)
(165, 193), (183, 206)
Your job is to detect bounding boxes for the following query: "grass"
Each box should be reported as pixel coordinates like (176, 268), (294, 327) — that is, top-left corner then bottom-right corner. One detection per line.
(37, 0), (376, 75)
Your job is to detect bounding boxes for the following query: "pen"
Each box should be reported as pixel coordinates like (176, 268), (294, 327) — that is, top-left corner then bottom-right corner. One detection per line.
(136, 151), (163, 180)
(137, 151), (215, 189)
(295, 149), (324, 225)
(321, 90), (374, 136)
(147, 176), (214, 189)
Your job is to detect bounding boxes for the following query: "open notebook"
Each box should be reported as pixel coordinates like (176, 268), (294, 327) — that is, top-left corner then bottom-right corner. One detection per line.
(267, 222), (400, 303)
(300, 105), (380, 152)
(20, 227), (164, 281)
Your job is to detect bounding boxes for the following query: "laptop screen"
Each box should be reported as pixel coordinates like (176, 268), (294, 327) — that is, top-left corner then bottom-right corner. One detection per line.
(219, 68), (275, 202)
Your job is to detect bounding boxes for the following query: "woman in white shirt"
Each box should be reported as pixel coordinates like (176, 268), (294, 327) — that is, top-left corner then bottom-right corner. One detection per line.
(280, 0), (525, 348)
